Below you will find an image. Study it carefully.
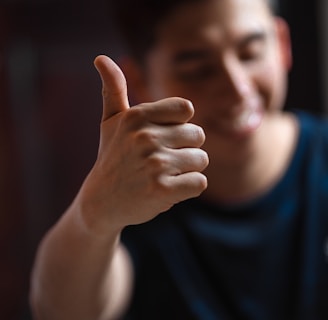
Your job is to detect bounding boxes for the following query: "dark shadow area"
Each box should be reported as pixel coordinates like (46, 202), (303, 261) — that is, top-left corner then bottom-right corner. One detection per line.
(0, 0), (324, 318)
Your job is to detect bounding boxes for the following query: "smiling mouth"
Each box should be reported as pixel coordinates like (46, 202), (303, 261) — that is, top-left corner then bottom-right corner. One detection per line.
(203, 100), (263, 138)
(233, 107), (263, 131)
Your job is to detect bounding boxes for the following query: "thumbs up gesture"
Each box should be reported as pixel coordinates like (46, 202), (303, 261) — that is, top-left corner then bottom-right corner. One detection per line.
(78, 55), (208, 234)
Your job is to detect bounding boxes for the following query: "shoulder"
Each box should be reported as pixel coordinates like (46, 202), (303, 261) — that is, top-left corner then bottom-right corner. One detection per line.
(290, 110), (328, 154)
(291, 110), (328, 192)
(294, 110), (328, 135)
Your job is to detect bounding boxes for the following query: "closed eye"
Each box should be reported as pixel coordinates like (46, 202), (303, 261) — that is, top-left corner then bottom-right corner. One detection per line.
(238, 32), (267, 62)
(175, 64), (217, 82)
(172, 49), (216, 82)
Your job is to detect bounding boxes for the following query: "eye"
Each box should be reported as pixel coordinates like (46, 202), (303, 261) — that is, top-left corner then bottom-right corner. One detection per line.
(238, 33), (267, 62)
(175, 64), (217, 82)
(239, 41), (265, 61)
(172, 49), (217, 82)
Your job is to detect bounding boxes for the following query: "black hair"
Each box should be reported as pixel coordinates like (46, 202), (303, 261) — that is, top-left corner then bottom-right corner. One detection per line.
(107, 0), (202, 63)
(107, 0), (277, 63)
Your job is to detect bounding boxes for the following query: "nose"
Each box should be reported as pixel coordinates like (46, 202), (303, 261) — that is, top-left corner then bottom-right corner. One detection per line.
(217, 56), (252, 103)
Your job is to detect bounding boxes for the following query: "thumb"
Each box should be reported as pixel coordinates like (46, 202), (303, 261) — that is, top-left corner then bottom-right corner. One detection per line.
(94, 55), (130, 121)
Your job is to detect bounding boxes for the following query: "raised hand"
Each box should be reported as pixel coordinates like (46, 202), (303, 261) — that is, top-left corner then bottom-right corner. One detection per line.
(78, 55), (209, 234)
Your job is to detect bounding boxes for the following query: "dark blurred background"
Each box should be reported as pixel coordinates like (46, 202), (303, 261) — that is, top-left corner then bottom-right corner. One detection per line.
(0, 0), (327, 319)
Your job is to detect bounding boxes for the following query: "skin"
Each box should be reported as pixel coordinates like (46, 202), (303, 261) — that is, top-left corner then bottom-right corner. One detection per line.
(125, 0), (297, 203)
(30, 0), (298, 319)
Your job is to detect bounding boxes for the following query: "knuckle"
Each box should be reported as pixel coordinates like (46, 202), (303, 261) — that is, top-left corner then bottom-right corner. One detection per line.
(190, 149), (209, 170)
(166, 97), (194, 117)
(184, 124), (205, 146)
(123, 106), (145, 125)
(193, 173), (208, 194)
(197, 178), (208, 195)
(200, 150), (209, 168)
(192, 156), (208, 173)
(155, 176), (170, 193)
(194, 125), (206, 144)
(147, 153), (169, 172)
(146, 172), (171, 198)
(178, 98), (194, 118)
(134, 129), (158, 146)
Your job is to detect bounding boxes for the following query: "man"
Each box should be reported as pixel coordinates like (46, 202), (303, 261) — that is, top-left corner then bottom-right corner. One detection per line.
(30, 0), (328, 319)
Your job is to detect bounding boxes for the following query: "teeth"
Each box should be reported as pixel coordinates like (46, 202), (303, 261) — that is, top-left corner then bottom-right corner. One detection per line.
(248, 112), (261, 127)
(234, 109), (261, 130)
(234, 109), (250, 129)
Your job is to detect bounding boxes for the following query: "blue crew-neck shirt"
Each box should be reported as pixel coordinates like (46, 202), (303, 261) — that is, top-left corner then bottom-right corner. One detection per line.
(122, 111), (328, 320)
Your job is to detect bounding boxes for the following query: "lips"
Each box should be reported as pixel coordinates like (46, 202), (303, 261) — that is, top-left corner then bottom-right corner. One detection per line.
(201, 96), (264, 138)
(233, 102), (263, 132)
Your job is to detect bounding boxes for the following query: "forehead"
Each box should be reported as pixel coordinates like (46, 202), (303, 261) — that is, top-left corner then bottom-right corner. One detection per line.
(154, 0), (273, 49)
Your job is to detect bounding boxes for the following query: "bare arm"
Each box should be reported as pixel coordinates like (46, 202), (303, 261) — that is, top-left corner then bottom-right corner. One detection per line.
(30, 201), (133, 320)
(29, 56), (208, 319)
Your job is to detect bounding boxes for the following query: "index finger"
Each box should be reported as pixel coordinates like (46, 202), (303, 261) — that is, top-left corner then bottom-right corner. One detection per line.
(135, 97), (195, 125)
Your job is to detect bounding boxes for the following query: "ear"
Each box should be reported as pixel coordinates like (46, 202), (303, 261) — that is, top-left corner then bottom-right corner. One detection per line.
(118, 56), (151, 104)
(274, 17), (293, 71)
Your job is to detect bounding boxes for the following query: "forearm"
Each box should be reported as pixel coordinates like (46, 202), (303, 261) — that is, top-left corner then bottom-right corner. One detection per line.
(30, 200), (133, 320)
(29, 55), (209, 320)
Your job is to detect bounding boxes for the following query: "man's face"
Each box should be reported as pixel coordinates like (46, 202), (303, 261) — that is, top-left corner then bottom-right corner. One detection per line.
(136, 0), (291, 142)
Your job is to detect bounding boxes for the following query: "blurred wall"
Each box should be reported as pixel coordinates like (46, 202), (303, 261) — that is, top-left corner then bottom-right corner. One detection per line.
(280, 0), (323, 115)
(0, 0), (325, 319)
(0, 6), (27, 319)
(318, 1), (328, 114)
(2, 0), (118, 318)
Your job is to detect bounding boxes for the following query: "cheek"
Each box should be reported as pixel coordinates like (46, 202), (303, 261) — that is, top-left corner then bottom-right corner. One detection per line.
(149, 81), (200, 103)
(255, 63), (287, 110)
(146, 75), (185, 101)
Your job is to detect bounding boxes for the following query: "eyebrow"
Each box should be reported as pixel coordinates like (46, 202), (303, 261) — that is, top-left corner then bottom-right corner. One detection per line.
(171, 30), (268, 65)
(238, 30), (267, 47)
